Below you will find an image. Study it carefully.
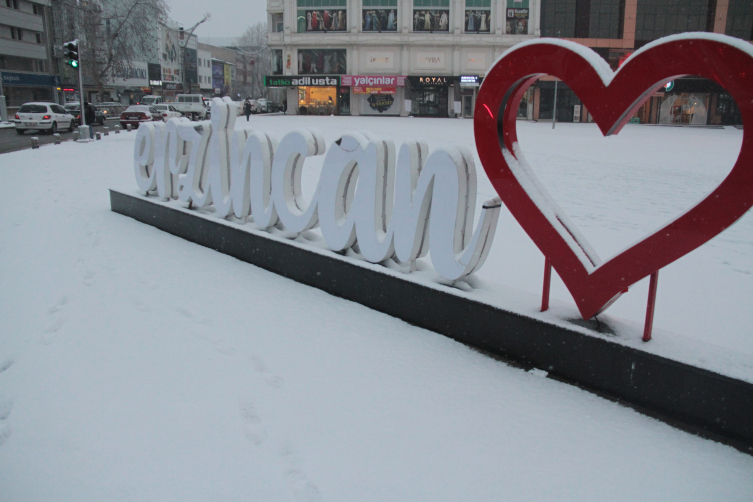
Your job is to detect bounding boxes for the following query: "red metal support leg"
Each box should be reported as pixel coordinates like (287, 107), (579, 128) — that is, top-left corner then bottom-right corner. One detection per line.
(541, 257), (552, 312)
(643, 271), (659, 342)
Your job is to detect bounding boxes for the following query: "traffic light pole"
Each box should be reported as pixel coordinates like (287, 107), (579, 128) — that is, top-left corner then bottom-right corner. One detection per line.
(76, 40), (86, 126)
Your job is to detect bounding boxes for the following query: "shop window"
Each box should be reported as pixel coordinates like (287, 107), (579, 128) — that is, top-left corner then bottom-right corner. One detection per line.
(506, 0), (530, 34)
(659, 94), (708, 125)
(272, 49), (283, 75)
(297, 48), (346, 74)
(271, 13), (284, 32)
(465, 0), (490, 33)
(635, 0), (713, 44)
(538, 82), (581, 122)
(363, 0), (398, 32)
(413, 0), (450, 32)
(298, 86), (338, 115)
(726, 0), (753, 41)
(297, 0), (347, 33)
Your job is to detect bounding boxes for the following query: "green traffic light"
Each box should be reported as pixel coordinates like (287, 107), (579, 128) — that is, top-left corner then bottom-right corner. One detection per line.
(68, 60), (79, 68)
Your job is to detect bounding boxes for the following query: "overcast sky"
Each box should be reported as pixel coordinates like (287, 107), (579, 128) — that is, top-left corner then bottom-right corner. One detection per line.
(167, 0), (267, 39)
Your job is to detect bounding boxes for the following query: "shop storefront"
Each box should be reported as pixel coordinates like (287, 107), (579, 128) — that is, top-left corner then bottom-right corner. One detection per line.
(341, 75), (406, 116)
(408, 76), (451, 117)
(264, 75), (344, 115)
(459, 75), (480, 118)
(1, 71), (61, 113)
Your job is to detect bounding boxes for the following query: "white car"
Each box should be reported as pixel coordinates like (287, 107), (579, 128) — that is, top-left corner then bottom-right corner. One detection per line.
(152, 104), (182, 122)
(14, 102), (76, 135)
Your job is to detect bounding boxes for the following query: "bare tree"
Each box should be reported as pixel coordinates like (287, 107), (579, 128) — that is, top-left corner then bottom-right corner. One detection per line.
(236, 22), (271, 100)
(53, 0), (169, 101)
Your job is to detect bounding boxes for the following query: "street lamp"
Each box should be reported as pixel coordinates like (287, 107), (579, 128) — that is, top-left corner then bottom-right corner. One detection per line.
(178, 13), (210, 94)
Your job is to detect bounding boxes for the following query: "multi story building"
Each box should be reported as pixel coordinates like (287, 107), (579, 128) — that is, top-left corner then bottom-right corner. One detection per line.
(266, 0), (752, 124)
(198, 48), (212, 97)
(1, 0), (61, 115)
(265, 0), (540, 117)
(534, 0), (753, 125)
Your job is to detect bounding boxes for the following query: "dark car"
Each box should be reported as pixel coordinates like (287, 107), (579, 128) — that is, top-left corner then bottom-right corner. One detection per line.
(119, 105), (160, 128)
(64, 103), (105, 126)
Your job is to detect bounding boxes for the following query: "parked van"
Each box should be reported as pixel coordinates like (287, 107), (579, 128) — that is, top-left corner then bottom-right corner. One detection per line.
(172, 94), (207, 120)
(140, 95), (163, 106)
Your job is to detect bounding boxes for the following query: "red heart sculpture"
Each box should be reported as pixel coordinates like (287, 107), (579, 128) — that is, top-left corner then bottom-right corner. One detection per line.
(474, 34), (753, 320)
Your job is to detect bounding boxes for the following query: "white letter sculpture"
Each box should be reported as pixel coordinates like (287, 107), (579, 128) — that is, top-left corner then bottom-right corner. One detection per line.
(133, 98), (501, 281)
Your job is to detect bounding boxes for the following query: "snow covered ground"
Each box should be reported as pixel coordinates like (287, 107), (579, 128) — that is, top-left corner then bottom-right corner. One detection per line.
(1, 117), (752, 500)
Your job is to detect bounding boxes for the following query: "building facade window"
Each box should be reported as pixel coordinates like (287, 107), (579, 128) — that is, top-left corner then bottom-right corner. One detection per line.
(363, 0), (398, 32)
(635, 0), (713, 44)
(465, 0), (490, 33)
(588, 0), (623, 38)
(271, 12), (284, 32)
(413, 0), (450, 32)
(35, 32), (41, 43)
(506, 0), (530, 34)
(297, 0), (347, 33)
(297, 48), (346, 74)
(541, 0), (576, 37)
(725, 0), (753, 41)
(272, 49), (283, 75)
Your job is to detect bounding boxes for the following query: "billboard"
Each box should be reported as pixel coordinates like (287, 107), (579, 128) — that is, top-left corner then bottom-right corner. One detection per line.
(161, 27), (181, 83)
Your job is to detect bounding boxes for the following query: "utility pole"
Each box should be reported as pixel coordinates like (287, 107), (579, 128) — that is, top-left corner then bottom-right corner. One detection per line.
(0, 70), (7, 123)
(552, 78), (558, 130)
(177, 14), (210, 94)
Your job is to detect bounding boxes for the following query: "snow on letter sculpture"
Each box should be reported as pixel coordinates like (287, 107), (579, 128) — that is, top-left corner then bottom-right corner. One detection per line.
(134, 97), (501, 281)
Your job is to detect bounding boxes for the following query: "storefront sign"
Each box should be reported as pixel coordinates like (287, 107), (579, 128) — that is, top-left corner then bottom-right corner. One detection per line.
(265, 75), (341, 87)
(341, 75), (402, 94)
(163, 83), (183, 91)
(409, 76), (450, 87)
(474, 34), (753, 331)
(460, 75), (480, 87)
(132, 98), (501, 282)
(354, 85), (396, 94)
(150, 80), (162, 86)
(1, 72), (61, 87)
(367, 93), (395, 111)
(110, 62), (149, 87)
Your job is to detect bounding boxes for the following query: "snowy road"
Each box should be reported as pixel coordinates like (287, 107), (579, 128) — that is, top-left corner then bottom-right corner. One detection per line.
(0, 118), (751, 500)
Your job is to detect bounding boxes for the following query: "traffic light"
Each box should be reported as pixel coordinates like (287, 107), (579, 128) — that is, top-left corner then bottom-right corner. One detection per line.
(64, 40), (79, 68)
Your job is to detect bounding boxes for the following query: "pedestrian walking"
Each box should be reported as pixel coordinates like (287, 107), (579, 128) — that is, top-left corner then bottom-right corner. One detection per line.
(243, 98), (253, 121)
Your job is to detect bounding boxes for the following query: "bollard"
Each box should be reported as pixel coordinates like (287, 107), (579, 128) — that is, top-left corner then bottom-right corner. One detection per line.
(72, 131), (79, 141)
(31, 137), (39, 149)
(126, 124), (132, 132)
(114, 125), (120, 134)
(77, 125), (92, 141)
(103, 127), (109, 136)
(53, 133), (61, 145)
(95, 132), (101, 140)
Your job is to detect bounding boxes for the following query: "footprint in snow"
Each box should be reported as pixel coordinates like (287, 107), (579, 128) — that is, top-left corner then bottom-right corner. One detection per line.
(0, 401), (12, 447)
(239, 401), (267, 446)
(280, 444), (323, 502)
(248, 355), (284, 389)
(0, 359), (14, 374)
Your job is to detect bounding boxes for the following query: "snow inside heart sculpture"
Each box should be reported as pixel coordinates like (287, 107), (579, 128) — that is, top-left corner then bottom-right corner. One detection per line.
(133, 97), (502, 281)
(475, 33), (753, 321)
